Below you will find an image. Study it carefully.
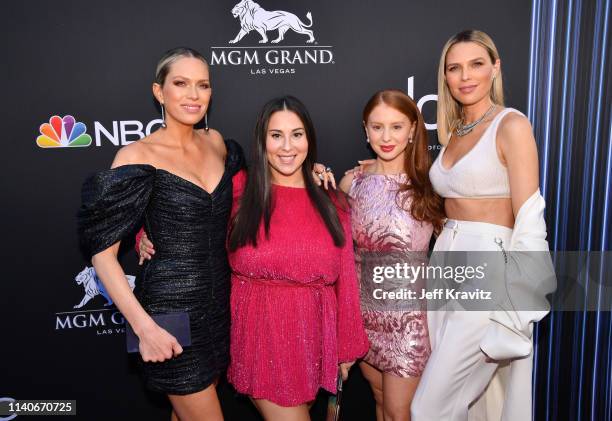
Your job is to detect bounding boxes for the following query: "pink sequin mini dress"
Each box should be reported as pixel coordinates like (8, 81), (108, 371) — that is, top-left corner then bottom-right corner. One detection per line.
(227, 170), (369, 406)
(349, 172), (433, 378)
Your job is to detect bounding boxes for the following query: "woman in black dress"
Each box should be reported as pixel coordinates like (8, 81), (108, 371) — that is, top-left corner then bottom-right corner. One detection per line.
(78, 47), (243, 421)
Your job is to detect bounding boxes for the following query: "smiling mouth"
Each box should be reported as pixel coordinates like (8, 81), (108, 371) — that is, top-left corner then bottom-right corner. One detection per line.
(459, 85), (477, 93)
(278, 155), (297, 164)
(182, 105), (202, 113)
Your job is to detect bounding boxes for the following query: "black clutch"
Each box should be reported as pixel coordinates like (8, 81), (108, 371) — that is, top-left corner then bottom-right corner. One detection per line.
(125, 312), (191, 353)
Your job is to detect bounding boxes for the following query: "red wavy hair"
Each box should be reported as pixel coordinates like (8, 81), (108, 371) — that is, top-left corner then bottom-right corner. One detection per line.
(363, 89), (445, 233)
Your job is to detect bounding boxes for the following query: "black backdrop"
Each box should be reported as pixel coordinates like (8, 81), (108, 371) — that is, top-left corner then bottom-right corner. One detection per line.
(2, 1), (552, 420)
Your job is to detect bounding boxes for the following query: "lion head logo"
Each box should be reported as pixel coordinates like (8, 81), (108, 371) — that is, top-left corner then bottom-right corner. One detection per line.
(73, 266), (136, 309)
(229, 0), (315, 44)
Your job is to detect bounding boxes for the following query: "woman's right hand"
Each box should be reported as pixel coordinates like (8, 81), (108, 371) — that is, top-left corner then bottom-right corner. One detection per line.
(313, 162), (336, 190)
(137, 321), (183, 362)
(138, 232), (156, 265)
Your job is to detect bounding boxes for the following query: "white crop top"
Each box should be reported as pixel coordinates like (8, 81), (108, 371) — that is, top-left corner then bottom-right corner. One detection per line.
(429, 108), (522, 199)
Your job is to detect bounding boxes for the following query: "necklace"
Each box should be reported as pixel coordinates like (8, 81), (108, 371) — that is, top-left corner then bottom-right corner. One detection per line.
(455, 104), (496, 137)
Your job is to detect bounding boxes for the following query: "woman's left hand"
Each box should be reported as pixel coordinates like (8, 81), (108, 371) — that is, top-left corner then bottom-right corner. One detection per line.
(345, 159), (376, 175)
(339, 361), (356, 381)
(313, 163), (336, 190)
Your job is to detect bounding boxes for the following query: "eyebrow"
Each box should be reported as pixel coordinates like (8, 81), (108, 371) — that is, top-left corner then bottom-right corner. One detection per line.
(171, 76), (210, 82)
(368, 121), (407, 125)
(268, 127), (305, 132)
(446, 57), (487, 66)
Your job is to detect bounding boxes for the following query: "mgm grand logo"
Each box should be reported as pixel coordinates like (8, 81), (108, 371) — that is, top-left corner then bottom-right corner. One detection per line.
(210, 0), (334, 75)
(54, 267), (136, 336)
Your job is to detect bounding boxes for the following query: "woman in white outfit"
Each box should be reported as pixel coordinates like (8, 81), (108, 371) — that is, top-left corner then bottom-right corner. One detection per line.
(410, 30), (553, 421)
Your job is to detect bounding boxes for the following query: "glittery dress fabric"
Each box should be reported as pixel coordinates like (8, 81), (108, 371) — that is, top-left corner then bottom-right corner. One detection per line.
(227, 171), (369, 406)
(77, 139), (244, 395)
(348, 172), (433, 377)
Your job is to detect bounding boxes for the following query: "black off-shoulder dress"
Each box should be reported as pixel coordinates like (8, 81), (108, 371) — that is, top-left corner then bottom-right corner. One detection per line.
(78, 139), (244, 395)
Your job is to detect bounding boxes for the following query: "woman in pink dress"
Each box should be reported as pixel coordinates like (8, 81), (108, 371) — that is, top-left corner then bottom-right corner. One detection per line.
(339, 90), (444, 421)
(226, 95), (368, 420)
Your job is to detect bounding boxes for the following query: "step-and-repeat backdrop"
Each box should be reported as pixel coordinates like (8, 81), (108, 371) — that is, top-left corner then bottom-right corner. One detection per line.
(3, 1), (609, 420)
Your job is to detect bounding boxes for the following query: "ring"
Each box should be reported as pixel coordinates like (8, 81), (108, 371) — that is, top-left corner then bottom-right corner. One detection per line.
(325, 167), (333, 173)
(318, 173), (325, 180)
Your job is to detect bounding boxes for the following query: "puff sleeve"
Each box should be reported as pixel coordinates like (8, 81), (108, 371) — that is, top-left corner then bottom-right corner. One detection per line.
(77, 165), (155, 260)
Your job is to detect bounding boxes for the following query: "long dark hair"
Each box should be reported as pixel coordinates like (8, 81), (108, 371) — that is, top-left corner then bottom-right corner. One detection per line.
(363, 89), (445, 233)
(228, 96), (345, 250)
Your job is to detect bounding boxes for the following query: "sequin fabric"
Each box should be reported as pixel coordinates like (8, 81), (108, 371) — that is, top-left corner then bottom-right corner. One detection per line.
(78, 139), (244, 395)
(227, 171), (369, 406)
(349, 172), (433, 377)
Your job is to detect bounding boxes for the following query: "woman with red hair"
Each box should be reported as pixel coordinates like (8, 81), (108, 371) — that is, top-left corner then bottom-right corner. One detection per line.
(339, 89), (444, 421)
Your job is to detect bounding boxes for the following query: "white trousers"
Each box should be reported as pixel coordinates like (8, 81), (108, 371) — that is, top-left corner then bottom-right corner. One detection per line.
(412, 219), (512, 421)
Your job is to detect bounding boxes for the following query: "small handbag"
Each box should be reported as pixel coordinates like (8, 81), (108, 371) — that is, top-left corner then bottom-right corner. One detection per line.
(326, 369), (344, 421)
(125, 312), (191, 353)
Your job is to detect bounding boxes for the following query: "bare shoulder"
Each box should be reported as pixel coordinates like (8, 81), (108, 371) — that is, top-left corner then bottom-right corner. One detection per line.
(498, 112), (533, 140)
(204, 128), (224, 144)
(111, 140), (150, 168)
(498, 111), (536, 152)
(202, 128), (226, 154)
(338, 172), (355, 194)
(205, 127), (223, 140)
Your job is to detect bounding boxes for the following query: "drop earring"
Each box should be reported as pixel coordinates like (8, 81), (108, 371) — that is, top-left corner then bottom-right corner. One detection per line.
(205, 113), (209, 131)
(160, 103), (167, 128)
(409, 137), (413, 143)
(366, 137), (370, 143)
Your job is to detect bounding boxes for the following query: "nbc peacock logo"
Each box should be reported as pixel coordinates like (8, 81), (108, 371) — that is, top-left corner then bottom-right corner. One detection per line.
(36, 115), (92, 148)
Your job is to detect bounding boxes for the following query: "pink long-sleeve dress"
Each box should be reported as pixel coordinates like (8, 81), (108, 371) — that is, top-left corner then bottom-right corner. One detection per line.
(227, 170), (369, 406)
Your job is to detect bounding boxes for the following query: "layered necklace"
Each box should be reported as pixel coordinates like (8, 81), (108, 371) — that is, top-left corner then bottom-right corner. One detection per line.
(455, 104), (496, 137)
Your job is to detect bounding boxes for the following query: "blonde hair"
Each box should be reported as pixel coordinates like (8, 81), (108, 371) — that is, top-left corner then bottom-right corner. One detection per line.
(436, 30), (505, 145)
(154, 47), (208, 86)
